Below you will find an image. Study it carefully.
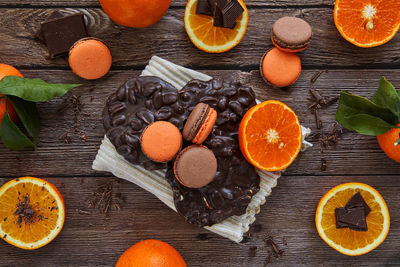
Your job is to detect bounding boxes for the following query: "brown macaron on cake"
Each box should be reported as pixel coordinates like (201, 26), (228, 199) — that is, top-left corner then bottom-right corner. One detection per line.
(174, 145), (217, 188)
(68, 37), (112, 80)
(271, 16), (312, 52)
(141, 121), (182, 163)
(183, 103), (217, 144)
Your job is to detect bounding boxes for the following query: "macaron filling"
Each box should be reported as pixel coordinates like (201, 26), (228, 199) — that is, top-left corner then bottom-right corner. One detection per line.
(141, 121), (182, 163)
(174, 145), (217, 188)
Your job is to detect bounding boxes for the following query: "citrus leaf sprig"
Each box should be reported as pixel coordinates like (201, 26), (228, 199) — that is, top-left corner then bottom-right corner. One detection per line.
(336, 77), (400, 136)
(0, 76), (81, 151)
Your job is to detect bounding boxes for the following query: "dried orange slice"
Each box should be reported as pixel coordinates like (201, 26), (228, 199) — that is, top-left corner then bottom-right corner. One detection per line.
(334, 0), (400, 47)
(184, 0), (248, 53)
(238, 100), (302, 171)
(0, 177), (65, 250)
(316, 183), (390, 256)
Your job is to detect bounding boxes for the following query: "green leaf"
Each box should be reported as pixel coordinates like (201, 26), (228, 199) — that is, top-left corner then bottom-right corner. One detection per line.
(341, 114), (396, 136)
(372, 77), (400, 119)
(0, 111), (35, 150)
(335, 91), (398, 132)
(0, 76), (80, 102)
(8, 96), (40, 142)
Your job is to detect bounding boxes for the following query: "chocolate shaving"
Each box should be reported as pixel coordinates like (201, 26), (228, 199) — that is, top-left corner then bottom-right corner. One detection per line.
(310, 70), (328, 84)
(314, 109), (322, 129)
(14, 194), (46, 227)
(248, 246), (257, 257)
(265, 236), (284, 258)
(87, 181), (124, 216)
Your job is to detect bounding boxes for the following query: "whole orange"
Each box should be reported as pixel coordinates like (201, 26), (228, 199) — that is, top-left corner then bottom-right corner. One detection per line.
(116, 239), (187, 267)
(377, 123), (400, 163)
(99, 0), (171, 28)
(0, 63), (23, 126)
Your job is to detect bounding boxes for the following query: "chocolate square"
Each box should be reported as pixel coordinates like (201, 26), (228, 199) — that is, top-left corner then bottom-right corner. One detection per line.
(35, 11), (65, 43)
(196, 0), (213, 16)
(222, 0), (244, 29)
(41, 13), (88, 58)
(345, 192), (371, 217)
(338, 207), (368, 231)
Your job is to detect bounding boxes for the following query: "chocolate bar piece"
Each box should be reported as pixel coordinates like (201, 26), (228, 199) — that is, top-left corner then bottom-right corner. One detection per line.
(338, 207), (368, 231)
(335, 208), (348, 228)
(35, 11), (64, 43)
(41, 13), (88, 58)
(222, 0), (244, 29)
(345, 192), (371, 217)
(196, 0), (213, 16)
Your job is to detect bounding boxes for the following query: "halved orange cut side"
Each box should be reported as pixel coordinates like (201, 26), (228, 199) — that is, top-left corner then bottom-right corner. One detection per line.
(184, 0), (249, 53)
(334, 0), (400, 47)
(0, 177), (65, 249)
(316, 183), (390, 256)
(239, 100), (302, 171)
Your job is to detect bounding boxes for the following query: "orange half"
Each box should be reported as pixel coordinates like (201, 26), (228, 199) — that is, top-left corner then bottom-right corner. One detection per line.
(239, 100), (302, 171)
(334, 0), (400, 47)
(0, 177), (65, 249)
(184, 0), (248, 53)
(316, 183), (390, 256)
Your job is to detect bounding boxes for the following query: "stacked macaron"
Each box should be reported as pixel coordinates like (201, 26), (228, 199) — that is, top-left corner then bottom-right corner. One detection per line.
(140, 103), (218, 189)
(260, 17), (312, 87)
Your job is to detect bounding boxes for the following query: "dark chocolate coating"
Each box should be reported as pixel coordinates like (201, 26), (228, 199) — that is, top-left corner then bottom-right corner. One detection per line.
(103, 76), (260, 227)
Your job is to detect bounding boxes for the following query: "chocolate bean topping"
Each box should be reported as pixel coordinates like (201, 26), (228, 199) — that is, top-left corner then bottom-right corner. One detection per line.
(104, 76), (259, 227)
(112, 114), (126, 126)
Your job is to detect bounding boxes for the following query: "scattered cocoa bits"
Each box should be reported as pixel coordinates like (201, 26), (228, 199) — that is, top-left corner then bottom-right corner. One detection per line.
(87, 181), (124, 216)
(310, 70), (328, 84)
(265, 236), (284, 258)
(251, 224), (262, 233)
(321, 158), (327, 171)
(248, 246), (257, 257)
(319, 123), (344, 150)
(14, 194), (45, 227)
(196, 233), (213, 241)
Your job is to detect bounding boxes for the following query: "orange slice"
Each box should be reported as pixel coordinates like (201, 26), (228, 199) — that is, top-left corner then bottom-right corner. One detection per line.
(238, 100), (302, 171)
(316, 183), (390, 256)
(0, 177), (65, 250)
(334, 0), (400, 47)
(184, 0), (248, 53)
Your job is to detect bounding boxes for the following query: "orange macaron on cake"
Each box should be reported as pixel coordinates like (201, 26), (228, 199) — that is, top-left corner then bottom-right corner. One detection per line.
(141, 121), (182, 162)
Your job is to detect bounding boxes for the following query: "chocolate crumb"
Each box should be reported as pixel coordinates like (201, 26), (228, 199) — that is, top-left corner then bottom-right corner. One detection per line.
(196, 233), (213, 241)
(310, 70), (327, 84)
(3, 234), (7, 239)
(3, 217), (7, 222)
(251, 224), (262, 233)
(248, 246), (257, 257)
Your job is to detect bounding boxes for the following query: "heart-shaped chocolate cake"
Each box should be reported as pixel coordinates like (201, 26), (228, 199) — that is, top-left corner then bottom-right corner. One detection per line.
(103, 76), (260, 227)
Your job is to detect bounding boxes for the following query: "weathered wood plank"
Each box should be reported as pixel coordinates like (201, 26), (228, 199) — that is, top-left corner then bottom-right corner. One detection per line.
(0, 69), (399, 177)
(0, 0), (335, 7)
(0, 175), (398, 266)
(0, 8), (399, 68)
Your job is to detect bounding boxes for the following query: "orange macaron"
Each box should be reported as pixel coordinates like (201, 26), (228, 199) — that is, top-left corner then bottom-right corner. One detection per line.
(68, 37), (112, 80)
(182, 103), (217, 145)
(141, 121), (182, 162)
(260, 47), (301, 87)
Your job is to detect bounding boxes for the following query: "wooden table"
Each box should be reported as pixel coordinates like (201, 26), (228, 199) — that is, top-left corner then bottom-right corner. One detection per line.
(1, 0), (399, 266)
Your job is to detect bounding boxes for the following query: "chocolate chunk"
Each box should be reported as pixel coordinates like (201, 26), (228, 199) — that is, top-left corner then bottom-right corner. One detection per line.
(222, 0), (244, 29)
(40, 13), (88, 58)
(335, 208), (348, 228)
(35, 11), (65, 43)
(196, 0), (213, 16)
(213, 3), (224, 27)
(104, 77), (259, 227)
(345, 192), (371, 217)
(338, 207), (368, 231)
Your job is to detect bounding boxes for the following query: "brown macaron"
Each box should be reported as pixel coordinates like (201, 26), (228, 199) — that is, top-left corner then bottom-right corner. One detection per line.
(68, 37), (112, 80)
(174, 145), (217, 188)
(183, 103), (217, 144)
(271, 16), (312, 52)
